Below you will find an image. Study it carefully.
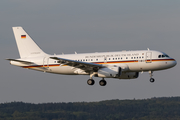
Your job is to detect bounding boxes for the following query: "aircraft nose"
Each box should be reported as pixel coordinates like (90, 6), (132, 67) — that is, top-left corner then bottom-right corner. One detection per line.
(169, 58), (177, 67)
(171, 58), (177, 67)
(162, 58), (177, 69)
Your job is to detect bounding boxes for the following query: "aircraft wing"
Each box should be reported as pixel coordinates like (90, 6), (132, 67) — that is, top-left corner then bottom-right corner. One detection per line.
(6, 59), (34, 64)
(50, 57), (105, 72)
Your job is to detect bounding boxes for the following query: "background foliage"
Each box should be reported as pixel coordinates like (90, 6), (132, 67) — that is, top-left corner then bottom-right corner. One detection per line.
(0, 97), (180, 120)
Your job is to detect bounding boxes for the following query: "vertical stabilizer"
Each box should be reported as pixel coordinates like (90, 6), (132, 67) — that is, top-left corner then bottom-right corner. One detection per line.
(12, 27), (47, 58)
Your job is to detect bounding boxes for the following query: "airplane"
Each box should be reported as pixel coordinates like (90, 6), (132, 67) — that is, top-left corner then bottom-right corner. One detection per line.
(6, 26), (177, 86)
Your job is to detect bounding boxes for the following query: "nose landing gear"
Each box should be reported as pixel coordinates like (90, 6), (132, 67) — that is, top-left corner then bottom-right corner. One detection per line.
(149, 71), (155, 83)
(150, 78), (155, 83)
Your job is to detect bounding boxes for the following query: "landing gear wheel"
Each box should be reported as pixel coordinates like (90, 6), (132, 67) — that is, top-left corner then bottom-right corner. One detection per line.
(87, 79), (95, 85)
(99, 80), (107, 86)
(150, 78), (155, 83)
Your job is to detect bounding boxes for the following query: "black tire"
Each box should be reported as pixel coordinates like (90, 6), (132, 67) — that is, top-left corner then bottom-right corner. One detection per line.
(87, 79), (95, 85)
(99, 80), (107, 86)
(150, 78), (155, 83)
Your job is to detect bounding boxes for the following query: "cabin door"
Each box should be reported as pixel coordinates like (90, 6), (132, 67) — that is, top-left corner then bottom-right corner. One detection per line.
(146, 52), (152, 63)
(43, 57), (49, 68)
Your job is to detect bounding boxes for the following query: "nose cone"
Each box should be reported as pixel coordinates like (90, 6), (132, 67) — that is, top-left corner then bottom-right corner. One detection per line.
(161, 58), (177, 70)
(172, 59), (177, 67)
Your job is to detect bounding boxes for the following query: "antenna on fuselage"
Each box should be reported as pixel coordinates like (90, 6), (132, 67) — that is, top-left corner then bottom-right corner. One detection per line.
(147, 48), (150, 51)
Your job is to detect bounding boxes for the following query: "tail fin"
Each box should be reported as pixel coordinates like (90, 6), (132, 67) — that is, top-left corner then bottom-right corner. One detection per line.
(12, 27), (47, 58)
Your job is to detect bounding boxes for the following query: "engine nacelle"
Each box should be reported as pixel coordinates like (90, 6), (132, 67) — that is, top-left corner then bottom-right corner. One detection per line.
(119, 72), (139, 79)
(97, 67), (121, 78)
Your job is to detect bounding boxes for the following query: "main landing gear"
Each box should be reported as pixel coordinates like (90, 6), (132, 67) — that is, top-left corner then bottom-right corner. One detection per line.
(99, 78), (107, 86)
(149, 71), (155, 83)
(87, 78), (107, 86)
(87, 79), (95, 85)
(87, 72), (107, 86)
(87, 73), (107, 86)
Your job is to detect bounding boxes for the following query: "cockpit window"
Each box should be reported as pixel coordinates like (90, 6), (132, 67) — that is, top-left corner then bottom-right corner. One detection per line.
(158, 54), (169, 58)
(158, 55), (162, 58)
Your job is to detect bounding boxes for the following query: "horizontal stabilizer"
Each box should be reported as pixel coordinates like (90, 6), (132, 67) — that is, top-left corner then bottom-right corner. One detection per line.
(6, 59), (34, 64)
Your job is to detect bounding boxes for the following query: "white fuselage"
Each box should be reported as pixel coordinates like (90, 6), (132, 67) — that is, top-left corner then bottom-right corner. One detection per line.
(11, 50), (176, 77)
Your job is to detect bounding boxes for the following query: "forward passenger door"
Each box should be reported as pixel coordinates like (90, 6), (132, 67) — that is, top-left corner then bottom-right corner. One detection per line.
(146, 52), (152, 63)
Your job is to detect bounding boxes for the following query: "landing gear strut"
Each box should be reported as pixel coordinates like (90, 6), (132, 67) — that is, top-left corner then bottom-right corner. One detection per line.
(149, 71), (155, 83)
(87, 72), (107, 86)
(87, 72), (96, 86)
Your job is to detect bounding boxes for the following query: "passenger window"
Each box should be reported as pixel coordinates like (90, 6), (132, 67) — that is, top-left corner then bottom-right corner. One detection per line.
(131, 57), (133, 59)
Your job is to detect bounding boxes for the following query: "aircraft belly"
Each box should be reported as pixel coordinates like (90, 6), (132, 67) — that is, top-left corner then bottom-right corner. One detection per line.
(50, 66), (76, 75)
(30, 66), (76, 75)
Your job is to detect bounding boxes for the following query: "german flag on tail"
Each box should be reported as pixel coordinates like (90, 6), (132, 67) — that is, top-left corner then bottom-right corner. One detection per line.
(21, 35), (26, 39)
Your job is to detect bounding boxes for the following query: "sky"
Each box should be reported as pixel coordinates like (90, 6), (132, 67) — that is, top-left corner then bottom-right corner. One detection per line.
(0, 0), (180, 103)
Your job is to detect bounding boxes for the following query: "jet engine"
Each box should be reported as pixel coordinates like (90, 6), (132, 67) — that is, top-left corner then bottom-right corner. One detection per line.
(96, 64), (138, 79)
(97, 67), (121, 78)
